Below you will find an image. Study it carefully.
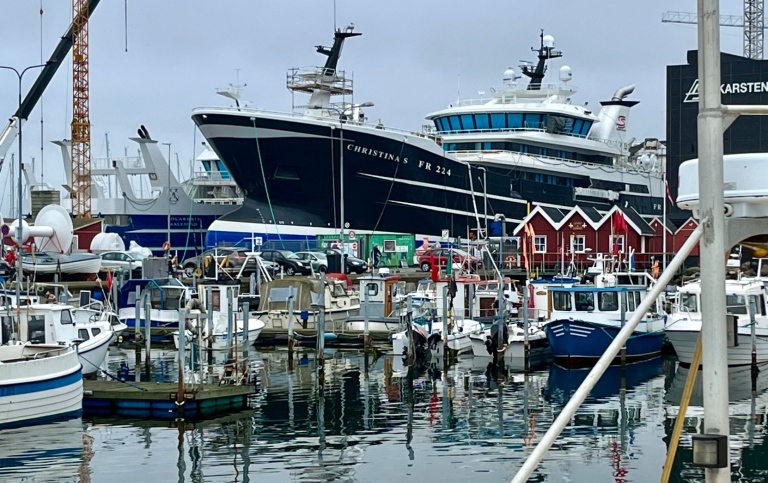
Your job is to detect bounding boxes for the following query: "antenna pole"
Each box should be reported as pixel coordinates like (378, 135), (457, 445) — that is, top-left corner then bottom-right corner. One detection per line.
(333, 0), (337, 31)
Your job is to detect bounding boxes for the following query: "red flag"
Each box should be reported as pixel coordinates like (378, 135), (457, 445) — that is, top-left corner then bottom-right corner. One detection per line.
(665, 180), (675, 204)
(430, 250), (439, 282)
(107, 271), (114, 292)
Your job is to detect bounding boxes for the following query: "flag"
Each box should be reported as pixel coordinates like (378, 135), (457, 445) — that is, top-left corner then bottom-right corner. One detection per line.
(430, 250), (439, 282)
(665, 180), (675, 204)
(613, 210), (627, 234)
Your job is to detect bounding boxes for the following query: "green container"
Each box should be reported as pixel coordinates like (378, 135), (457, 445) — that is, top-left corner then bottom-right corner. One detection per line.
(367, 233), (415, 268)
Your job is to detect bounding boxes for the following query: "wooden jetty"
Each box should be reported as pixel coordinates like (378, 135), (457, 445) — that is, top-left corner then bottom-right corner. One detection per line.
(82, 380), (255, 420)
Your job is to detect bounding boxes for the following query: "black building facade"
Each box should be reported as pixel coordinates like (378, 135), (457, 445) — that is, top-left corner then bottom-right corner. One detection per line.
(666, 50), (768, 223)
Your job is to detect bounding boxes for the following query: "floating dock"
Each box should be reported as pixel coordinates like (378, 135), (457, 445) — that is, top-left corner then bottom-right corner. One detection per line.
(82, 380), (255, 420)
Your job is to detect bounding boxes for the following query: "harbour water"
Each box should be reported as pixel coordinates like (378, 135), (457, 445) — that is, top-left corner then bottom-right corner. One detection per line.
(3, 350), (768, 482)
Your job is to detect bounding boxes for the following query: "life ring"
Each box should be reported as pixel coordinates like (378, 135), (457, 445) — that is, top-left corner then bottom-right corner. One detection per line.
(505, 255), (515, 268)
(162, 241), (171, 251)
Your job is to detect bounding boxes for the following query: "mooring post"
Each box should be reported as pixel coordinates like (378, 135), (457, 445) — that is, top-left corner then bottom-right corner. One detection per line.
(227, 287), (234, 362)
(134, 286), (141, 373)
(442, 285), (449, 361)
(750, 295), (758, 382)
(363, 287), (370, 350)
(177, 308), (186, 411)
(287, 286), (296, 368)
(522, 282), (530, 372)
(406, 295), (415, 367)
(206, 287), (214, 382)
(496, 281), (505, 367)
(243, 300), (250, 361)
(316, 272), (326, 380)
(144, 294), (152, 380)
(620, 292), (627, 366)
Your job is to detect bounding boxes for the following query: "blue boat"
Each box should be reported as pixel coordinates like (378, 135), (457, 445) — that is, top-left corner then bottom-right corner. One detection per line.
(543, 285), (665, 367)
(117, 278), (189, 339)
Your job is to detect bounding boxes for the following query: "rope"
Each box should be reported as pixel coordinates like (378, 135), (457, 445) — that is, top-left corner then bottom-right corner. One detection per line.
(250, 118), (283, 248)
(79, 353), (148, 391)
(371, 137), (406, 234)
(179, 124), (197, 262)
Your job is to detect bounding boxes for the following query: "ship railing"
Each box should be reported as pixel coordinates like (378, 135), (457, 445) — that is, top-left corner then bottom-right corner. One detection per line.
(193, 106), (438, 141)
(436, 125), (593, 139)
(286, 66), (353, 95)
(447, 149), (660, 175)
(453, 84), (578, 106)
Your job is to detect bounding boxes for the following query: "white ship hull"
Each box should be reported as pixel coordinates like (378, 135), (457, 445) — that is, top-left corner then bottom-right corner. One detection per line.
(77, 331), (114, 375)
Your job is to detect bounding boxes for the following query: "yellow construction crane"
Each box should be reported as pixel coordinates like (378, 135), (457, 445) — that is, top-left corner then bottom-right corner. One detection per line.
(71, 0), (91, 218)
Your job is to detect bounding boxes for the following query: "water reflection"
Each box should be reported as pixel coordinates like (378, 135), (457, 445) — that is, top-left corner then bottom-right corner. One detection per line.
(11, 349), (768, 482)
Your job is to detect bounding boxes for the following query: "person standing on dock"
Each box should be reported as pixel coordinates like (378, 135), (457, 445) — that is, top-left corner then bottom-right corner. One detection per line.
(372, 244), (381, 273)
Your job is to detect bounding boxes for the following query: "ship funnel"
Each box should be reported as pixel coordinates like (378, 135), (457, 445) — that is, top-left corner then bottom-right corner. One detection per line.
(587, 85), (640, 148)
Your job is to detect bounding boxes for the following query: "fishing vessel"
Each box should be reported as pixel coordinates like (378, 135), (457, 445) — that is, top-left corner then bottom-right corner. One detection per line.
(193, 26), (664, 244)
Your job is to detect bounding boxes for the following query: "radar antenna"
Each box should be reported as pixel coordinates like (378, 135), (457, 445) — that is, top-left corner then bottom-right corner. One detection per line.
(520, 30), (563, 90)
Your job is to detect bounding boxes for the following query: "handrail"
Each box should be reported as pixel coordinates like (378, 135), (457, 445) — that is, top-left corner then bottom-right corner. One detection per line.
(510, 221), (705, 483)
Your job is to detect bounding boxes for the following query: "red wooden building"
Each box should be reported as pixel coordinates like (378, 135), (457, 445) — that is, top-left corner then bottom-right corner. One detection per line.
(511, 205), (699, 273)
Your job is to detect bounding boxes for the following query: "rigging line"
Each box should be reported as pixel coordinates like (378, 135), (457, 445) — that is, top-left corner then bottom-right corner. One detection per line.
(251, 118), (283, 248)
(124, 0), (128, 52)
(465, 164), (483, 236)
(370, 137), (407, 234)
(179, 125), (197, 263)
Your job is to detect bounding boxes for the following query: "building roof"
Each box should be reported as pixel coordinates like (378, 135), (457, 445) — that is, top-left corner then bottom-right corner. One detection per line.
(541, 206), (565, 223)
(580, 206), (603, 223)
(623, 206), (656, 236)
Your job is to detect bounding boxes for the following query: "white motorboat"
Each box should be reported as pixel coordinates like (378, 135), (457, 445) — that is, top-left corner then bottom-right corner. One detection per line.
(0, 344), (82, 427)
(173, 280), (265, 349)
(665, 279), (768, 366)
(468, 322), (549, 359)
(391, 318), (482, 356)
(345, 273), (405, 334)
(5, 303), (114, 376)
(20, 252), (102, 276)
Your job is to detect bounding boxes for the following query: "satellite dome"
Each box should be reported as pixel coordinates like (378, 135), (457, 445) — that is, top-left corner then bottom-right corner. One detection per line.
(543, 35), (555, 48)
(559, 65), (573, 82)
(503, 68), (516, 85)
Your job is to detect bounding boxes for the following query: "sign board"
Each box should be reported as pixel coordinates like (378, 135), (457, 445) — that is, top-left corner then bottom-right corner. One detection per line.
(396, 245), (408, 253)
(441, 229), (449, 240)
(254, 236), (263, 246)
(349, 231), (356, 240)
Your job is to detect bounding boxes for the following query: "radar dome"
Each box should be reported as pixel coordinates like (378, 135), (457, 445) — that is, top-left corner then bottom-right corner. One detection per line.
(543, 35), (555, 48)
(503, 68), (516, 85)
(559, 66), (572, 82)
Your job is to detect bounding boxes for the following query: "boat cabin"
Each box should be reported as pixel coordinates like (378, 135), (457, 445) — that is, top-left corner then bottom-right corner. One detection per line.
(2, 303), (108, 346)
(118, 278), (189, 329)
(675, 280), (767, 317)
(475, 278), (520, 318)
(257, 277), (359, 314)
(548, 285), (660, 330)
(358, 273), (403, 318)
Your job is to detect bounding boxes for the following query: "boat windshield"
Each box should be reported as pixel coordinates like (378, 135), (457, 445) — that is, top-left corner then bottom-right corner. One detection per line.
(598, 291), (619, 312)
(726, 294), (748, 315)
(679, 293), (699, 312)
(574, 292), (595, 312)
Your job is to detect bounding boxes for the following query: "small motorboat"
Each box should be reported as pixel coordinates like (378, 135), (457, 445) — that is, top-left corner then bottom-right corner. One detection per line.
(21, 252), (102, 278)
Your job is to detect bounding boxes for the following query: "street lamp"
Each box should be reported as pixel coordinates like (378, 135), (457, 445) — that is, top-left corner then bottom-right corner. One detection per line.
(0, 63), (46, 309)
(162, 142), (172, 251)
(309, 102), (374, 258)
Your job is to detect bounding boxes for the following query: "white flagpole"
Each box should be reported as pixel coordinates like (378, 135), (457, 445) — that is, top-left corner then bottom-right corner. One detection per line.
(662, 161), (668, 271)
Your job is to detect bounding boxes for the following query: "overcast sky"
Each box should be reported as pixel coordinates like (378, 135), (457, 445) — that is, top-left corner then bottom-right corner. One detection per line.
(0, 0), (748, 214)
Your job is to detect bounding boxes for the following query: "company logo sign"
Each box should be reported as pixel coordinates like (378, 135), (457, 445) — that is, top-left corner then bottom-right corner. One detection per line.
(616, 115), (627, 131)
(684, 78), (768, 103)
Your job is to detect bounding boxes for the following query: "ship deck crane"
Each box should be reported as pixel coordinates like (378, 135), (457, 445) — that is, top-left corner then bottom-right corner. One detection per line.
(0, 0), (101, 174)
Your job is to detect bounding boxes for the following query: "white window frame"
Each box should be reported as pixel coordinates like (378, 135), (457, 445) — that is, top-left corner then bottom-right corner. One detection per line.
(571, 235), (586, 253)
(534, 235), (547, 253)
(609, 235), (625, 253)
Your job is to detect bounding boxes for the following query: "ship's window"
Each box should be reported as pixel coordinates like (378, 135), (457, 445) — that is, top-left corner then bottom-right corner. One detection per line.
(572, 119), (584, 136)
(598, 292), (619, 312)
(202, 160), (211, 171)
(634, 291), (642, 308)
(552, 291), (572, 311)
(460, 114), (475, 130)
(92, 328), (101, 336)
(365, 283), (379, 297)
(726, 294), (748, 315)
(448, 115), (461, 131)
(274, 166), (301, 181)
(507, 113), (523, 129)
(680, 293), (698, 312)
(524, 114), (544, 128)
(60, 309), (73, 325)
(582, 121), (594, 136)
(483, 142), (491, 150)
(575, 292), (595, 311)
(490, 113), (506, 129)
(474, 114), (490, 130)
(78, 329), (90, 341)
(628, 184), (649, 194)
(435, 117), (449, 132)
(626, 291), (636, 311)
(28, 315), (46, 343)
(216, 160), (231, 179)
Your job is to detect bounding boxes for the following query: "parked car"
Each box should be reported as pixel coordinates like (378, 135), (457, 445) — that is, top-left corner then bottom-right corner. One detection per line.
(318, 248), (368, 274)
(0, 259), (14, 279)
(259, 249), (311, 276)
(418, 248), (482, 272)
(181, 247), (262, 278)
(295, 251), (328, 272)
(100, 251), (147, 275)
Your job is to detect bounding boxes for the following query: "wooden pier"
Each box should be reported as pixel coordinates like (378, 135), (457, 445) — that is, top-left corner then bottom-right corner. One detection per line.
(82, 380), (255, 420)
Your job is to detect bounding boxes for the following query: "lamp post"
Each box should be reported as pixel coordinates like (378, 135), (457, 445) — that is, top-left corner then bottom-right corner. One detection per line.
(0, 63), (46, 309)
(162, 142), (172, 250)
(312, 102), (374, 250)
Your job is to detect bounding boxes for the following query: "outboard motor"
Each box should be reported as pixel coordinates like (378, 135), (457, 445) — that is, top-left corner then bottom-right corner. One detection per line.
(485, 321), (509, 355)
(427, 331), (442, 351)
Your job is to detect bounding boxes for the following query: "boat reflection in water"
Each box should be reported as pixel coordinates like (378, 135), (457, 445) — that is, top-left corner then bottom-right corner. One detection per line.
(665, 362), (768, 482)
(0, 416), (84, 481)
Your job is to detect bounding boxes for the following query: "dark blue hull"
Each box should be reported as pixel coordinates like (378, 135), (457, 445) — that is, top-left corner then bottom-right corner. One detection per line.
(193, 113), (663, 236)
(544, 319), (665, 368)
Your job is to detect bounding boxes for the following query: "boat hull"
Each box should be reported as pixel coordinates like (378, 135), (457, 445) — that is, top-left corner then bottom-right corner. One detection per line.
(665, 329), (768, 366)
(77, 331), (114, 376)
(0, 345), (83, 427)
(194, 111), (664, 239)
(545, 319), (665, 367)
(21, 257), (102, 275)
